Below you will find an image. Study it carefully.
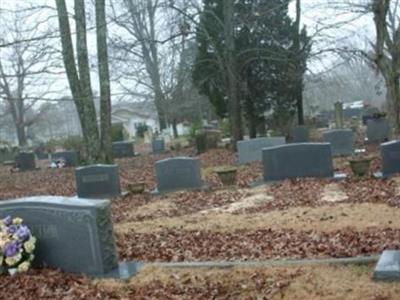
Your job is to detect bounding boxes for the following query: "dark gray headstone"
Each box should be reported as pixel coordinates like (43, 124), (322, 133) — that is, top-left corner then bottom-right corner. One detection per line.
(262, 143), (334, 181)
(292, 126), (310, 143)
(16, 152), (36, 171)
(51, 151), (80, 167)
(374, 250), (400, 281)
(237, 137), (286, 164)
(112, 141), (134, 158)
(323, 129), (354, 156)
(152, 138), (165, 154)
(155, 157), (202, 192)
(75, 164), (121, 199)
(381, 140), (400, 177)
(367, 118), (390, 142)
(0, 196), (140, 278)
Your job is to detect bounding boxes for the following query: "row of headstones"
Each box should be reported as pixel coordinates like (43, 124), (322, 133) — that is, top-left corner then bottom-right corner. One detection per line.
(294, 118), (390, 144)
(238, 129), (353, 165)
(0, 155), (201, 279)
(238, 119), (391, 166)
(14, 139), (166, 171)
(261, 140), (400, 181)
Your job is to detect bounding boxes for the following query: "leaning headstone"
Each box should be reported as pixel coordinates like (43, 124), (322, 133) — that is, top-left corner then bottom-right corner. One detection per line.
(367, 118), (390, 143)
(323, 129), (354, 156)
(52, 151), (79, 167)
(155, 157), (203, 193)
(75, 164), (121, 199)
(262, 143), (334, 181)
(0, 196), (140, 278)
(379, 140), (400, 177)
(374, 250), (400, 281)
(292, 126), (310, 143)
(237, 137), (286, 164)
(112, 141), (134, 158)
(16, 152), (36, 171)
(152, 138), (165, 154)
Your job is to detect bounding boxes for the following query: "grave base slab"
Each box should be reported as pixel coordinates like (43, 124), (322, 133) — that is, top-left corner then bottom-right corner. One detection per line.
(250, 172), (347, 188)
(151, 184), (210, 195)
(373, 250), (400, 281)
(98, 261), (143, 279)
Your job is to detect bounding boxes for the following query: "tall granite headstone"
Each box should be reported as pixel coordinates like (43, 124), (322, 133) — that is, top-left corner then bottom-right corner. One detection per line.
(263, 143), (334, 181)
(155, 157), (202, 192)
(323, 129), (354, 156)
(367, 118), (390, 142)
(237, 137), (286, 164)
(380, 140), (400, 177)
(16, 152), (36, 171)
(292, 126), (310, 143)
(52, 151), (80, 167)
(75, 164), (121, 198)
(152, 138), (165, 154)
(0, 196), (139, 278)
(112, 141), (134, 158)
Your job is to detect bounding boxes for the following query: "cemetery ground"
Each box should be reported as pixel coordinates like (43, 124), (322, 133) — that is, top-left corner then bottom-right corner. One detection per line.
(1, 147), (400, 298)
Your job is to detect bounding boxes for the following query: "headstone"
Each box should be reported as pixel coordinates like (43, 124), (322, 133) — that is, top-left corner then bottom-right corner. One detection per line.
(380, 140), (400, 177)
(155, 157), (203, 192)
(112, 141), (134, 158)
(36, 153), (49, 160)
(367, 118), (390, 142)
(374, 250), (400, 281)
(323, 129), (354, 156)
(16, 152), (36, 171)
(237, 137), (286, 164)
(262, 143), (334, 181)
(152, 138), (165, 154)
(292, 126), (310, 143)
(75, 164), (121, 199)
(52, 151), (80, 167)
(334, 101), (344, 129)
(0, 196), (139, 278)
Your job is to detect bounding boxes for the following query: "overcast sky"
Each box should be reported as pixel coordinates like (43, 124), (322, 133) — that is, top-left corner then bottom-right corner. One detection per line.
(0, 0), (377, 105)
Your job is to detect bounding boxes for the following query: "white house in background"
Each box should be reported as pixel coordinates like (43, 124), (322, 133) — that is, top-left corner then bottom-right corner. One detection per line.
(111, 101), (158, 138)
(111, 101), (191, 138)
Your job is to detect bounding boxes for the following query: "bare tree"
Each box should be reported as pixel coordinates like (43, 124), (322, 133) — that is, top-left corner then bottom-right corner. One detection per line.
(110, 0), (168, 130)
(55, 0), (113, 163)
(0, 9), (56, 146)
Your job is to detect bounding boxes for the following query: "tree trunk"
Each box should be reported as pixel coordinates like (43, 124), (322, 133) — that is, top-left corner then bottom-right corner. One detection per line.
(258, 115), (267, 136)
(223, 0), (243, 150)
(16, 123), (27, 147)
(294, 0), (304, 125)
(56, 0), (101, 163)
(386, 75), (400, 135)
(96, 0), (113, 163)
(172, 119), (178, 138)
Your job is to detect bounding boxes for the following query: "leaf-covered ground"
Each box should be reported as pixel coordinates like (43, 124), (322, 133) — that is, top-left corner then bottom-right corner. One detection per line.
(0, 147), (399, 298)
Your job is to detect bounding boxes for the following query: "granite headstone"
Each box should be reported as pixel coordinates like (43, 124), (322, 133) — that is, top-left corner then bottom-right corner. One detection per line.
(155, 157), (202, 192)
(112, 141), (134, 158)
(152, 138), (165, 154)
(380, 140), (400, 177)
(75, 164), (121, 199)
(237, 137), (286, 164)
(292, 126), (310, 143)
(52, 151), (80, 167)
(367, 118), (390, 142)
(16, 152), (36, 171)
(374, 250), (400, 281)
(323, 129), (354, 156)
(0, 196), (140, 278)
(262, 143), (334, 181)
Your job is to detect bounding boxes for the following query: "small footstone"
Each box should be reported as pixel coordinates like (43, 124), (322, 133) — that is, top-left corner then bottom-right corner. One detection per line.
(373, 250), (400, 281)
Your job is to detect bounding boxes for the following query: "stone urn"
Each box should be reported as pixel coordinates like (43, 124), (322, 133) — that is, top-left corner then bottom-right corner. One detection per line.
(215, 167), (237, 186)
(349, 158), (372, 177)
(127, 182), (146, 194)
